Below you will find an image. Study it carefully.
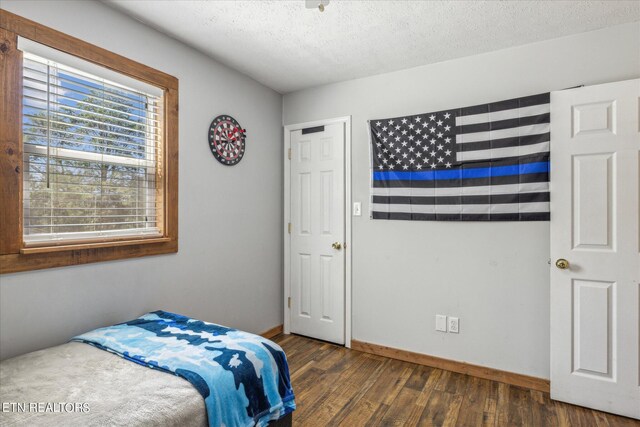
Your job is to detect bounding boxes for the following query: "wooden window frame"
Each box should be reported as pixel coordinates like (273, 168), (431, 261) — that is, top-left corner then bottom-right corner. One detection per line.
(0, 10), (179, 274)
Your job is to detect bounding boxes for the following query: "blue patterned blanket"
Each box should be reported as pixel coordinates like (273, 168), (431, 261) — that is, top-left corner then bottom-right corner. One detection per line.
(72, 311), (295, 427)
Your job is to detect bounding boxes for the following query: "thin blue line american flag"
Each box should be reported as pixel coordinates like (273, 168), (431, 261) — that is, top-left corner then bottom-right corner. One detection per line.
(369, 93), (550, 221)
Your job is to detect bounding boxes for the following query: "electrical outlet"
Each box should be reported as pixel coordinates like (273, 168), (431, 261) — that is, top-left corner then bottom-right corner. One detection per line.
(435, 315), (447, 332)
(448, 317), (459, 333)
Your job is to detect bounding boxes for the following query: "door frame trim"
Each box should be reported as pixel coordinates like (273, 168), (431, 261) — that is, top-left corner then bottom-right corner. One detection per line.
(283, 116), (352, 347)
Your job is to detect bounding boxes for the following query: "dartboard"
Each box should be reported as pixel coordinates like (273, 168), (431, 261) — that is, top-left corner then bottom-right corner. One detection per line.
(208, 115), (246, 166)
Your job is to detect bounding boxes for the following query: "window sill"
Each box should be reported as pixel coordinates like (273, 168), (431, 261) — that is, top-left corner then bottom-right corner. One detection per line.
(20, 237), (171, 255)
(0, 238), (177, 274)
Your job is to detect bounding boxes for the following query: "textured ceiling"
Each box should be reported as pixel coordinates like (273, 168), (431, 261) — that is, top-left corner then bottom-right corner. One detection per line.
(103, 1), (640, 94)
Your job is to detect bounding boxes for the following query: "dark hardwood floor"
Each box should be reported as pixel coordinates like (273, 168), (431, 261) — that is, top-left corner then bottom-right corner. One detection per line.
(271, 334), (639, 427)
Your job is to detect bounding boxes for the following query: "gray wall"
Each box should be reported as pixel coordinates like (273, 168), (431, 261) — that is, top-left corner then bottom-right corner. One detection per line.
(0, 1), (284, 360)
(283, 22), (640, 379)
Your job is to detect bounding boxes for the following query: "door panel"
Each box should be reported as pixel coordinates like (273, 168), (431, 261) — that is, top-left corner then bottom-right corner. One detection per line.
(299, 173), (311, 234)
(572, 153), (614, 250)
(550, 79), (639, 419)
(289, 123), (345, 344)
(299, 254), (311, 317)
(572, 279), (614, 378)
(320, 171), (333, 234)
(572, 100), (616, 136)
(319, 255), (333, 320)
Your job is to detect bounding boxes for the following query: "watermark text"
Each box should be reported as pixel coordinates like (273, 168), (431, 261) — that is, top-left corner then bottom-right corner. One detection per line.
(1, 402), (90, 413)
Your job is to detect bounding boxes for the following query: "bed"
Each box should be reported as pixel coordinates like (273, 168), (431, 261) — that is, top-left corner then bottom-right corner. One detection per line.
(0, 311), (295, 427)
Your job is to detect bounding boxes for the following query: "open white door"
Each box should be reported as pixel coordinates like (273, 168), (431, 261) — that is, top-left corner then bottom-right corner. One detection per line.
(550, 79), (640, 419)
(288, 122), (346, 344)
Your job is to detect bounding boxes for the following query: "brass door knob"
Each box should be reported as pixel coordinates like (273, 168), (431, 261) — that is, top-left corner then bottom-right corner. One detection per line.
(332, 242), (342, 250)
(555, 259), (569, 270)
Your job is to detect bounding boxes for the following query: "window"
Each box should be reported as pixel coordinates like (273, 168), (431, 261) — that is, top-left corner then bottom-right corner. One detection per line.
(0, 10), (178, 273)
(21, 40), (164, 245)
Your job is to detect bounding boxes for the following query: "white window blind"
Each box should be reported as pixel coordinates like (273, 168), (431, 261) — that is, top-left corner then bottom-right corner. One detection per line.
(19, 39), (164, 245)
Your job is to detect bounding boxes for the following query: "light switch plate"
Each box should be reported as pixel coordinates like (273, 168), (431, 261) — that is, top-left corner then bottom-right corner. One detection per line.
(353, 202), (362, 216)
(435, 314), (447, 332)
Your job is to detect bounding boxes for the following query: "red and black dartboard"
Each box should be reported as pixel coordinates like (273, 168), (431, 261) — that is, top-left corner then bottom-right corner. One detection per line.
(208, 115), (246, 166)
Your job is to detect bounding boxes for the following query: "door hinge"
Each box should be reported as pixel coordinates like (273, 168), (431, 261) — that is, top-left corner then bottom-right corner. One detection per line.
(288, 297), (291, 308)
(288, 223), (292, 234)
(288, 148), (291, 160)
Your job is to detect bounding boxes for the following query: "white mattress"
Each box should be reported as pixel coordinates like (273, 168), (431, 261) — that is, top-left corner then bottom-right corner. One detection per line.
(0, 342), (207, 426)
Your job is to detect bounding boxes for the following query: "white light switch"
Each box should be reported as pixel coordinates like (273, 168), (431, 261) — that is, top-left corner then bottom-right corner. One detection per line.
(353, 202), (362, 216)
(435, 315), (447, 332)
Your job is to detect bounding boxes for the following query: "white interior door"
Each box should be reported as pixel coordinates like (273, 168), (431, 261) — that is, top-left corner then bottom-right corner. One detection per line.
(289, 123), (345, 344)
(550, 79), (640, 419)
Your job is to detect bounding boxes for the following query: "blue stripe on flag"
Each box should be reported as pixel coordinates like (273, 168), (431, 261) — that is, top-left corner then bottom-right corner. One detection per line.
(372, 161), (549, 181)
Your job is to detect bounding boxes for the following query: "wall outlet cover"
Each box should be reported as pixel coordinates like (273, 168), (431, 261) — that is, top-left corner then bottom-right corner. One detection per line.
(449, 317), (459, 333)
(435, 314), (447, 332)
